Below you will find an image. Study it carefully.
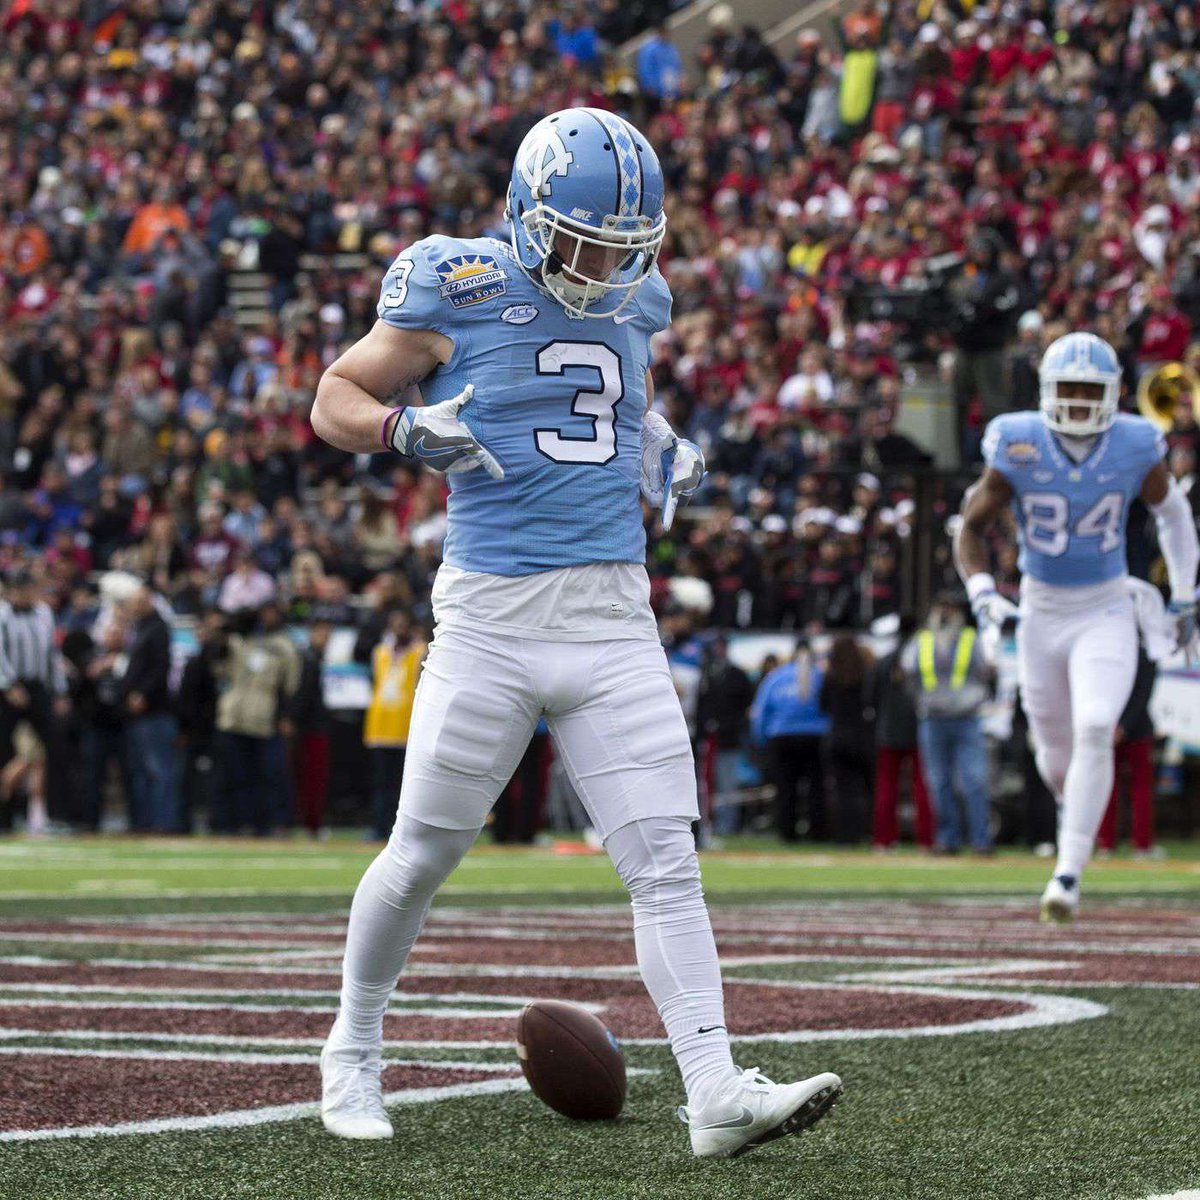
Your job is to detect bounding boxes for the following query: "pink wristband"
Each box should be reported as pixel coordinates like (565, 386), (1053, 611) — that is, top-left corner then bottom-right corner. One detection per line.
(381, 407), (405, 451)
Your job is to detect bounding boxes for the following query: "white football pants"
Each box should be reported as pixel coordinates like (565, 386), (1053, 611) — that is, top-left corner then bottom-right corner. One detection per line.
(1018, 589), (1138, 881)
(396, 625), (699, 838)
(337, 627), (736, 1105)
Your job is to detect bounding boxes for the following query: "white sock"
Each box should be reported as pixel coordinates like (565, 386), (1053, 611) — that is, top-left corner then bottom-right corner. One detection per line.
(1053, 720), (1116, 882)
(336, 816), (478, 1047)
(605, 817), (738, 1108)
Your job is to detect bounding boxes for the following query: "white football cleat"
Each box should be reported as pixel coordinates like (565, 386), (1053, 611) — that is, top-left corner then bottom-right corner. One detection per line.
(679, 1068), (843, 1158)
(320, 1025), (394, 1140)
(1040, 874), (1079, 925)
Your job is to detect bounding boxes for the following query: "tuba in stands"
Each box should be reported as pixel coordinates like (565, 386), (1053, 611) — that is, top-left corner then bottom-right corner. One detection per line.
(1137, 361), (1200, 431)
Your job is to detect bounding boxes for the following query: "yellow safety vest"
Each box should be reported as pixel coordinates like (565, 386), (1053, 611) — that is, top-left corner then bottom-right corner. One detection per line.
(917, 628), (976, 693)
(363, 642), (424, 748)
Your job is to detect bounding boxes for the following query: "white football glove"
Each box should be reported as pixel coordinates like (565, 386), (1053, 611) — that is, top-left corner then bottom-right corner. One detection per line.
(967, 579), (1019, 664)
(388, 384), (504, 480)
(640, 410), (705, 531)
(973, 590), (1020, 629)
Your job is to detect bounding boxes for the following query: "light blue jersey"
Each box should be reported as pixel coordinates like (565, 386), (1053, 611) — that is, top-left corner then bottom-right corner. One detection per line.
(377, 234), (671, 576)
(983, 411), (1165, 586)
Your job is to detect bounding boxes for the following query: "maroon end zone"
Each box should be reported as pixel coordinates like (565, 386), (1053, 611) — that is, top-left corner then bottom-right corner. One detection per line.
(1, 900), (1196, 1139)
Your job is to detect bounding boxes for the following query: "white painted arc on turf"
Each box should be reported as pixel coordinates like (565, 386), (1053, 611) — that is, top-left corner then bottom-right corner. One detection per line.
(0, 997), (540, 1019)
(0, 1047), (524, 1070)
(0, 984), (551, 1005)
(0, 983), (1108, 1050)
(0, 1076), (533, 1142)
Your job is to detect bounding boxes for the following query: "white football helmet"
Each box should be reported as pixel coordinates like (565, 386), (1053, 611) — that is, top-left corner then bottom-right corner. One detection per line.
(1038, 332), (1121, 437)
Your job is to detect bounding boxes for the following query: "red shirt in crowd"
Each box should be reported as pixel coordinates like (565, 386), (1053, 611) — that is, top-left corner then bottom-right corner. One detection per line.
(1139, 307), (1192, 362)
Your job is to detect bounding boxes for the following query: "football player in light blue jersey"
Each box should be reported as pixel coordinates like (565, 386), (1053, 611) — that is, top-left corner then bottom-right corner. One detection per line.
(956, 332), (1199, 923)
(310, 109), (841, 1156)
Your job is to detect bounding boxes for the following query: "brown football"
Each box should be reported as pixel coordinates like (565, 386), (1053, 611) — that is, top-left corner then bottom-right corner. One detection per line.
(516, 999), (626, 1120)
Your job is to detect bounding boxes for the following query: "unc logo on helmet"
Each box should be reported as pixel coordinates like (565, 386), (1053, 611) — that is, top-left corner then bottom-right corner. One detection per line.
(519, 128), (575, 199)
(506, 108), (667, 320)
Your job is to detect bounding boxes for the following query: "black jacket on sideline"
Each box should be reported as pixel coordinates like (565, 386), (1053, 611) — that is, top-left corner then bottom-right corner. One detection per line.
(290, 647), (330, 735)
(697, 658), (755, 750)
(870, 648), (919, 749)
(120, 611), (172, 716)
(819, 675), (874, 756)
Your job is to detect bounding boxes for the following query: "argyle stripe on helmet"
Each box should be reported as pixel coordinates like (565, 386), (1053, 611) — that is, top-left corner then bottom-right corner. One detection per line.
(589, 110), (642, 218)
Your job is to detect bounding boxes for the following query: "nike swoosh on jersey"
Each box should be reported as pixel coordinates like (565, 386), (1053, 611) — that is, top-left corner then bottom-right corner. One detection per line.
(612, 310), (637, 324)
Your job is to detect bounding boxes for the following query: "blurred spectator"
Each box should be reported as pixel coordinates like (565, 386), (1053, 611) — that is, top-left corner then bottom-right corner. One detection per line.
(211, 604), (300, 835)
(121, 585), (180, 833)
(1097, 646), (1158, 857)
(0, 569), (70, 825)
(637, 25), (684, 106)
(697, 636), (755, 835)
(77, 619), (133, 833)
(870, 617), (933, 850)
(902, 593), (993, 855)
(363, 610), (426, 841)
(290, 621), (334, 838)
(819, 634), (874, 844)
(175, 611), (225, 836)
(751, 640), (830, 842)
(950, 233), (1022, 454)
(219, 547), (278, 614)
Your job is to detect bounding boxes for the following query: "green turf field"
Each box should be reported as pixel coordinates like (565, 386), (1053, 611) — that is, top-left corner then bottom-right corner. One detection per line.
(1, 836), (1198, 1200)
(1, 835), (1198, 905)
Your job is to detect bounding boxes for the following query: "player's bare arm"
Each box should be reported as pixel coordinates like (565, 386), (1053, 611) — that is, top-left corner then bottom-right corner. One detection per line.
(955, 467), (1021, 630)
(312, 321), (451, 454)
(955, 468), (1013, 579)
(312, 321), (502, 479)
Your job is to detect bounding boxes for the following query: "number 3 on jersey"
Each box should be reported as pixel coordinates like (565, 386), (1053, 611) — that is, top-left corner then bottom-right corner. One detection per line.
(1022, 490), (1123, 557)
(534, 341), (624, 465)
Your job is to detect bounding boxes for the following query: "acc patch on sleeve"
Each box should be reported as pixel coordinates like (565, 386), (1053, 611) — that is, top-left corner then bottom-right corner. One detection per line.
(434, 255), (509, 308)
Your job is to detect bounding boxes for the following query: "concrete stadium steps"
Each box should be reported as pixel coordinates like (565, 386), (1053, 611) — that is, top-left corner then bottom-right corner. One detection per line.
(622, 0), (858, 73)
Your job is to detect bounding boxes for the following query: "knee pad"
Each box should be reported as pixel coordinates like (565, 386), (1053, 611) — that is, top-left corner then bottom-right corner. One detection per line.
(606, 817), (703, 917)
(377, 816), (477, 905)
(1074, 719), (1115, 753)
(1035, 741), (1071, 797)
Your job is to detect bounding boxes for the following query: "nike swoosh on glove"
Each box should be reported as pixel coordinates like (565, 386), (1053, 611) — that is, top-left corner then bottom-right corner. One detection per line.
(388, 384), (504, 480)
(1168, 599), (1199, 664)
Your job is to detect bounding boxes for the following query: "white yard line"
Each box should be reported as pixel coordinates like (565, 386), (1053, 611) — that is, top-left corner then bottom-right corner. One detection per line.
(0, 1076), (532, 1142)
(0, 1046), (522, 1070)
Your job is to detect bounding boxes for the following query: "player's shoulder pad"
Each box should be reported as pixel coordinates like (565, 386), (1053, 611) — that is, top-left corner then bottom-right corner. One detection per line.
(624, 267), (672, 336)
(982, 410), (1041, 471)
(377, 235), (513, 331)
(1110, 411), (1167, 465)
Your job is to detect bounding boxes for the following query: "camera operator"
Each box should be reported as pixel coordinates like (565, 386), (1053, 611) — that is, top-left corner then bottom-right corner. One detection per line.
(948, 232), (1021, 458)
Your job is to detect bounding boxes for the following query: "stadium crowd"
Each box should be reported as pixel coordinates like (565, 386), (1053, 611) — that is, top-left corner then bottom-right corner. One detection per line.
(0, 0), (1198, 838)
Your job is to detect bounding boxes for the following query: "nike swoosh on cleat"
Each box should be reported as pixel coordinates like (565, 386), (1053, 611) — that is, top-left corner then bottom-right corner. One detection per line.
(702, 1106), (755, 1130)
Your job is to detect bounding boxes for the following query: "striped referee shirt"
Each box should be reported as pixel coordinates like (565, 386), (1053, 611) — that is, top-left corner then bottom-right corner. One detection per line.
(0, 600), (68, 695)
